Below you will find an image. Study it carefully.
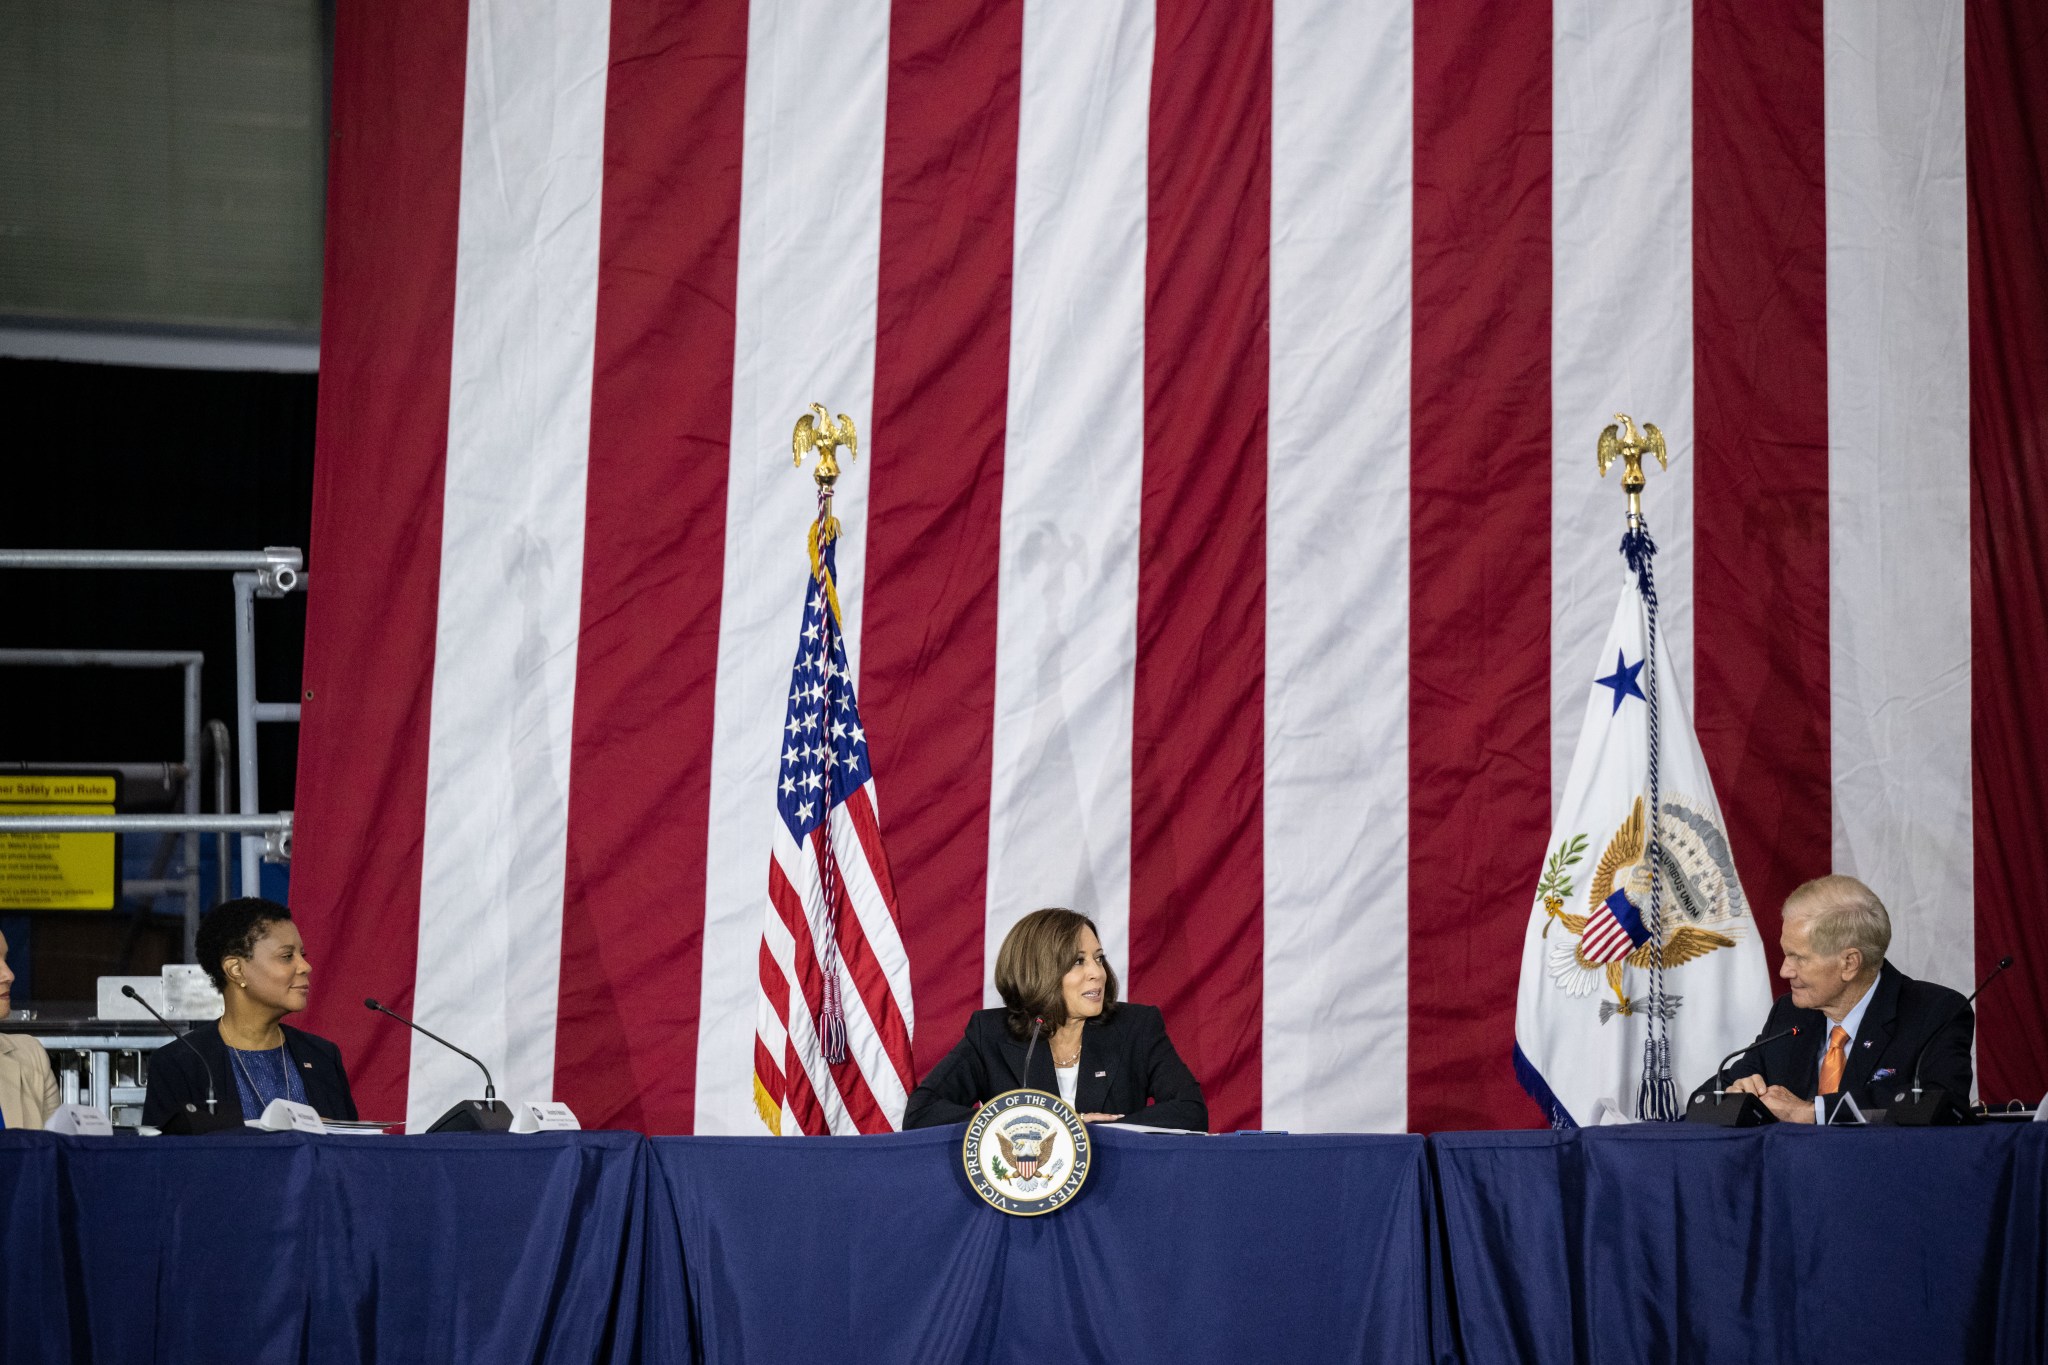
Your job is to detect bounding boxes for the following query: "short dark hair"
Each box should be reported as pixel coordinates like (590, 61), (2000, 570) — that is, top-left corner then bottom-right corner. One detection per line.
(994, 907), (1120, 1040)
(194, 897), (294, 992)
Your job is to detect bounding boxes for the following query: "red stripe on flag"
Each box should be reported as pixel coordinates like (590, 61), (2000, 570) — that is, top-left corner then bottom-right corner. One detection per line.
(770, 846), (889, 1135)
(752, 1033), (784, 1113)
(291, 0), (470, 1120)
(758, 933), (790, 1119)
(769, 856), (832, 1134)
(1692, 0), (1832, 969)
(831, 1059), (889, 1135)
(553, 0), (747, 1135)
(1408, 0), (1554, 1133)
(815, 820), (914, 1093)
(1967, 0), (2048, 1103)
(841, 785), (902, 917)
(827, 901), (913, 1095)
(836, 788), (914, 1092)
(758, 938), (789, 1027)
(1131, 0), (1271, 1134)
(863, 0), (1023, 1081)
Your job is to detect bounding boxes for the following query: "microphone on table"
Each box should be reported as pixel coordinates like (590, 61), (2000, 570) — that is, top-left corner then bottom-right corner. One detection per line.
(362, 997), (513, 1133)
(1685, 1024), (1800, 1127)
(1020, 1016), (1045, 1090)
(1886, 954), (2014, 1127)
(123, 984), (242, 1134)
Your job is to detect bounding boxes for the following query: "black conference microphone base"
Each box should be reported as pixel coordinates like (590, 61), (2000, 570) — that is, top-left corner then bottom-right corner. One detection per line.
(426, 1099), (516, 1134)
(1884, 1086), (1974, 1127)
(1685, 1090), (1778, 1127)
(162, 1102), (251, 1136)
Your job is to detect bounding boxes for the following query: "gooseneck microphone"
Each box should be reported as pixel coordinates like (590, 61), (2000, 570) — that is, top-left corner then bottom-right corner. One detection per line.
(363, 998), (497, 1107)
(1687, 1024), (1802, 1126)
(1020, 1016), (1045, 1090)
(124, 984), (239, 1133)
(1713, 1024), (1802, 1096)
(1903, 954), (2014, 1104)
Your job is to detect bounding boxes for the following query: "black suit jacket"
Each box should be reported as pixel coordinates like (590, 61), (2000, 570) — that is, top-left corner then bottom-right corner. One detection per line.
(142, 1021), (359, 1128)
(1686, 961), (1972, 1113)
(904, 1004), (1208, 1132)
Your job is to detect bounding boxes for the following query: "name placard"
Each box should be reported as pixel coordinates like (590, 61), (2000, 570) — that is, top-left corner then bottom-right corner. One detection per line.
(256, 1098), (328, 1134)
(511, 1101), (581, 1133)
(46, 1103), (115, 1136)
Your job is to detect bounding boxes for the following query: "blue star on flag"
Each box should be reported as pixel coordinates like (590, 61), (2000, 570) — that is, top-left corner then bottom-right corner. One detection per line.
(1595, 650), (1646, 713)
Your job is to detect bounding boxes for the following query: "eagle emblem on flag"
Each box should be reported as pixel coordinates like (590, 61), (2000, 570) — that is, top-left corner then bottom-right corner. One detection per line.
(1543, 793), (1746, 1022)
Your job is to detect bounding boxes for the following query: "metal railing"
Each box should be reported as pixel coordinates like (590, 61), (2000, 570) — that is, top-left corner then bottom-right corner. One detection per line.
(0, 648), (205, 956)
(0, 548), (300, 586)
(0, 548), (305, 938)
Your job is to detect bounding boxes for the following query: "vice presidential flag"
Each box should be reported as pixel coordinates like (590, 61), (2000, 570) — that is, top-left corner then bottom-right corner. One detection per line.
(752, 524), (916, 1135)
(1514, 534), (1773, 1127)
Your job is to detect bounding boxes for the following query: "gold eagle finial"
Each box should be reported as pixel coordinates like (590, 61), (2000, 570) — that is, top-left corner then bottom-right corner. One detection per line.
(792, 402), (858, 486)
(1596, 412), (1668, 523)
(792, 402), (859, 549)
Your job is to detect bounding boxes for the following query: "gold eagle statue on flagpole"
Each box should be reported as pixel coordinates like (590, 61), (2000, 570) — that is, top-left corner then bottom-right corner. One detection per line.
(792, 403), (858, 485)
(1597, 412), (1667, 521)
(792, 402), (859, 549)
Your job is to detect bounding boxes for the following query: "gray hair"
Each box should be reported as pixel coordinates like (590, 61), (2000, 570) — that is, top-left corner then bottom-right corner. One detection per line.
(1784, 875), (1890, 971)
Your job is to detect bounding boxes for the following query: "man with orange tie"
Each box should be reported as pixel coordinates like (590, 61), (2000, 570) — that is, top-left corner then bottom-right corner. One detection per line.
(1690, 875), (1974, 1123)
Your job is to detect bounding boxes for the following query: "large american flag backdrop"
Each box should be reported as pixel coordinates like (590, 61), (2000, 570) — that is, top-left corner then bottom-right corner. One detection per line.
(294, 0), (2048, 1135)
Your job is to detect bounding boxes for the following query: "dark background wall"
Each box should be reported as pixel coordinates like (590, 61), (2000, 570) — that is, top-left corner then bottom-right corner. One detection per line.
(1, 355), (315, 998)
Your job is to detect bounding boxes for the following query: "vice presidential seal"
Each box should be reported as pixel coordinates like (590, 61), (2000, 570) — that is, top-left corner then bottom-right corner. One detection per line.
(962, 1089), (1092, 1216)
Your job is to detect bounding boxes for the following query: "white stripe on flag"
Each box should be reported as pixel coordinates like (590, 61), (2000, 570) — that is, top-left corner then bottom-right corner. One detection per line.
(772, 818), (910, 1122)
(756, 902), (792, 1055)
(1582, 914), (1632, 962)
(411, 0), (610, 1130)
(1823, 0), (1971, 987)
(1263, 0), (1413, 1133)
(1550, 0), (1696, 807)
(834, 794), (915, 1035)
(984, 0), (1153, 995)
(697, 0), (892, 1134)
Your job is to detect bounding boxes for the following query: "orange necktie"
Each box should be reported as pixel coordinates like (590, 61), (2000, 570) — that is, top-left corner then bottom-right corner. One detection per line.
(1818, 1025), (1849, 1095)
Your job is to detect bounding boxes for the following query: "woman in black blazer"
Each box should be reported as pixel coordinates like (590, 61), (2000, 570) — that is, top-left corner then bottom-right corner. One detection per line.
(143, 897), (357, 1130)
(904, 907), (1207, 1132)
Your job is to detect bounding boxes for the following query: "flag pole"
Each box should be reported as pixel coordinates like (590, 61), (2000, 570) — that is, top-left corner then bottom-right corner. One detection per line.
(793, 402), (860, 1067)
(1597, 413), (1678, 1119)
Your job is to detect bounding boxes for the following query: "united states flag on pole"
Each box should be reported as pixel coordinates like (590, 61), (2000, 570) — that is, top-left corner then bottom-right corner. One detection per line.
(754, 514), (915, 1135)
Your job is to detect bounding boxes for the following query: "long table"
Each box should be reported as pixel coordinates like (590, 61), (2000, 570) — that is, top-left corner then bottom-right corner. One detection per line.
(3, 1123), (2041, 1364)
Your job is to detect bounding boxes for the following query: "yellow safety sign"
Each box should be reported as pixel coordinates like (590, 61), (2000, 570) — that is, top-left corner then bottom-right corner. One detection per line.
(0, 774), (119, 910)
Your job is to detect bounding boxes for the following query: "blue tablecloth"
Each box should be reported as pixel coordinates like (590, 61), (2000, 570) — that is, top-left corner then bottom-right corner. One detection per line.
(645, 1125), (1435, 1364)
(1430, 1123), (2048, 1365)
(0, 1128), (650, 1365)
(4, 1122), (2043, 1364)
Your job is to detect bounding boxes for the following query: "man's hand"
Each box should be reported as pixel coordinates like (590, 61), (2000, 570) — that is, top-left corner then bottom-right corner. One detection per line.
(1080, 1113), (1122, 1123)
(1725, 1074), (1813, 1123)
(1760, 1085), (1813, 1124)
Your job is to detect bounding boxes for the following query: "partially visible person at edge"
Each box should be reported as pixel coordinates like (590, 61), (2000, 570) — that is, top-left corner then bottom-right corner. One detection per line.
(143, 897), (357, 1129)
(1689, 874), (1972, 1122)
(904, 907), (1208, 1132)
(0, 927), (60, 1130)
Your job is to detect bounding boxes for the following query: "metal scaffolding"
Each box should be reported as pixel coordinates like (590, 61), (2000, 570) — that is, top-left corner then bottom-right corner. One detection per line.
(0, 548), (304, 957)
